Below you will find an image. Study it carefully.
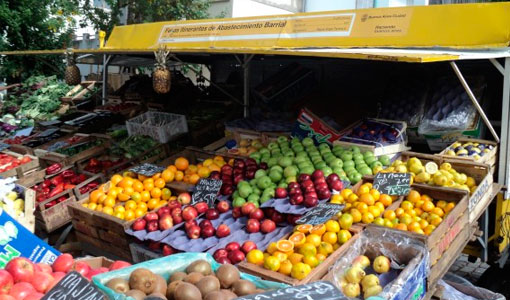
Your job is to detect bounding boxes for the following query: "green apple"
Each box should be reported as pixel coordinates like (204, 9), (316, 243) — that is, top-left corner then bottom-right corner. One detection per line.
(278, 182), (288, 189)
(260, 194), (271, 204)
(349, 146), (361, 153)
(267, 142), (279, 150)
(255, 169), (267, 179)
(278, 157), (293, 167)
(270, 165), (283, 174)
(341, 152), (353, 161)
(277, 136), (288, 143)
(286, 176), (297, 184)
(271, 149), (281, 156)
(269, 170), (282, 183)
(370, 161), (383, 169)
(379, 155), (391, 166)
(238, 184), (253, 198)
(353, 153), (364, 161)
(319, 148), (332, 155)
(315, 161), (327, 169)
(365, 156), (377, 165)
(321, 166), (333, 177)
(267, 157), (277, 167)
(329, 158), (343, 168)
(284, 166), (298, 178)
(258, 148), (270, 155)
(233, 197), (246, 207)
(363, 151), (375, 159)
(343, 160), (355, 169)
(252, 188), (261, 195)
(248, 194), (260, 203)
(360, 166), (373, 176)
(257, 176), (272, 189)
(263, 188), (275, 198)
(292, 145), (304, 153)
(302, 137), (314, 147)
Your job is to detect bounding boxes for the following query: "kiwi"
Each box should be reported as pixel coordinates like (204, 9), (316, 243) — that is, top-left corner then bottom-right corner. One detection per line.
(174, 282), (202, 300)
(232, 280), (256, 296)
(125, 289), (146, 300)
(152, 275), (168, 295)
(215, 264), (240, 288)
(145, 292), (166, 299)
(196, 275), (220, 296)
(184, 272), (204, 285)
(130, 268), (157, 294)
(186, 260), (212, 276)
(106, 278), (129, 293)
(204, 290), (227, 300)
(166, 280), (183, 300)
(221, 289), (237, 300)
(170, 272), (187, 282)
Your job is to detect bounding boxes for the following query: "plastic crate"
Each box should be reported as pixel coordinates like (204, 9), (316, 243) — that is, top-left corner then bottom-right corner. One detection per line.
(126, 111), (188, 143)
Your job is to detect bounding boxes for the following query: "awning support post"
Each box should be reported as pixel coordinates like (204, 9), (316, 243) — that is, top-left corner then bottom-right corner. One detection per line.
(500, 57), (510, 199)
(450, 61), (500, 143)
(102, 54), (113, 105)
(243, 54), (254, 118)
(490, 58), (505, 76)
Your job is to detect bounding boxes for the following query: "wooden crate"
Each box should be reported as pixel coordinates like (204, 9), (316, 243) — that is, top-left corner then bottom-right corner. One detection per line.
(205, 129), (289, 157)
(129, 243), (162, 263)
(74, 256), (114, 269)
(34, 189), (76, 233)
(75, 231), (132, 261)
(0, 150), (40, 179)
(237, 227), (361, 286)
(73, 173), (106, 200)
(6, 185), (36, 233)
(61, 81), (97, 103)
(400, 152), (493, 224)
(437, 138), (498, 168)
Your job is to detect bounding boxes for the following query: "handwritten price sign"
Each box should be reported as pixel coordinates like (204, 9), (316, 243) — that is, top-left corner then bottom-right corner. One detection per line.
(236, 281), (342, 300)
(373, 172), (411, 196)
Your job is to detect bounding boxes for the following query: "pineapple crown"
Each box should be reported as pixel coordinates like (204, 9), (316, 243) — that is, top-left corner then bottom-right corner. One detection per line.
(65, 49), (76, 67)
(154, 46), (170, 70)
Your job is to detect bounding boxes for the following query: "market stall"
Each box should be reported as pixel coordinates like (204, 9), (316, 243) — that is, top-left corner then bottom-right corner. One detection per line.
(1, 2), (510, 300)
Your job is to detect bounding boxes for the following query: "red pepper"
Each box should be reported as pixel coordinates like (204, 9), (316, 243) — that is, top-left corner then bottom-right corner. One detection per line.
(43, 187), (50, 194)
(77, 174), (87, 184)
(79, 186), (89, 194)
(41, 179), (51, 189)
(64, 183), (76, 190)
(87, 182), (99, 189)
(57, 196), (67, 203)
(88, 158), (100, 168)
(49, 183), (64, 197)
(44, 201), (57, 209)
(50, 174), (64, 186)
(62, 169), (76, 179)
(101, 160), (113, 169)
(46, 163), (62, 175)
(37, 194), (47, 203)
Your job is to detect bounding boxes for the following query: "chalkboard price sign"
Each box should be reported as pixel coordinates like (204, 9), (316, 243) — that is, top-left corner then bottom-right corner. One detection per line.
(373, 172), (411, 195)
(129, 163), (166, 177)
(236, 281), (343, 300)
(296, 203), (345, 225)
(191, 178), (222, 207)
(42, 271), (106, 300)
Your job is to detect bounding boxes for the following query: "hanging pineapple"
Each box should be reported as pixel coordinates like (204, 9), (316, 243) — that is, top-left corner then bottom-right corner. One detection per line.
(65, 50), (81, 85)
(153, 46), (171, 94)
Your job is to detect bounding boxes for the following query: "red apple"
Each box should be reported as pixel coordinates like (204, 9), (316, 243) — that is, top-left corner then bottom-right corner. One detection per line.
(0, 295), (15, 300)
(205, 208), (219, 220)
(259, 162), (268, 170)
(263, 208), (275, 218)
(241, 241), (257, 254)
(167, 200), (182, 211)
(298, 174), (311, 183)
(220, 184), (234, 196)
(221, 164), (233, 175)
(288, 182), (300, 189)
(241, 203), (256, 216)
(249, 208), (264, 221)
(157, 206), (171, 217)
(289, 194), (304, 205)
(23, 293), (44, 300)
(246, 219), (260, 233)
(177, 192), (191, 205)
(312, 170), (324, 180)
(317, 189), (331, 200)
(271, 211), (285, 223)
(288, 187), (302, 197)
(73, 261), (90, 277)
(314, 177), (327, 186)
(286, 214), (302, 225)
(315, 182), (328, 191)
(159, 213), (174, 230)
(199, 219), (213, 229)
(31, 271), (53, 293)
(146, 220), (159, 232)
(162, 245), (175, 256)
(37, 263), (52, 275)
(194, 202), (209, 214)
(0, 270), (13, 295)
(305, 191), (318, 199)
(216, 201), (230, 213)
(201, 226), (216, 238)
(301, 179), (314, 189)
(144, 212), (158, 222)
(109, 261), (131, 271)
(172, 214), (183, 224)
(184, 220), (198, 231)
(216, 257), (231, 264)
(327, 174), (340, 184)
(303, 185), (316, 193)
(187, 225), (201, 239)
(182, 206), (198, 221)
(261, 220), (276, 233)
(227, 250), (245, 264)
(216, 224), (230, 238)
(148, 241), (161, 251)
(171, 207), (182, 218)
(5, 257), (34, 283)
(8, 282), (34, 299)
(330, 180), (343, 191)
(209, 171), (221, 180)
(131, 218), (146, 231)
(84, 268), (108, 281)
(304, 195), (319, 208)
(225, 242), (240, 252)
(213, 249), (228, 261)
(275, 188), (287, 198)
(232, 207), (242, 219)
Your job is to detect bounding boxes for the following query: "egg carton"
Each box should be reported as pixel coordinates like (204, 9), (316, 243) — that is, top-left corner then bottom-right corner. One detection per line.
(207, 224), (294, 255)
(125, 221), (184, 242)
(160, 211), (245, 252)
(260, 197), (329, 215)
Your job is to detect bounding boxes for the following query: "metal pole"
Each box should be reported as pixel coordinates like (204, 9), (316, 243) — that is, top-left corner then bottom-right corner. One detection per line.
(243, 54), (251, 118)
(501, 57), (510, 199)
(450, 61), (500, 143)
(101, 54), (112, 105)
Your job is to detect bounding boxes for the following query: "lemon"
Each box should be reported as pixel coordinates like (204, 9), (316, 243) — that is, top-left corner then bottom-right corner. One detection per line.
(303, 255), (319, 268)
(409, 163), (424, 174)
(415, 172), (430, 183)
(425, 162), (439, 174)
(440, 162), (452, 171)
(408, 157), (422, 167)
(291, 263), (311, 280)
(264, 256), (281, 271)
(433, 174), (447, 186)
(395, 165), (408, 173)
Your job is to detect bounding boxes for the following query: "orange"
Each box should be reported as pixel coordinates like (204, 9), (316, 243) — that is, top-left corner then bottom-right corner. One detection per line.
(310, 224), (326, 236)
(167, 165), (177, 173)
(131, 192), (141, 202)
(151, 188), (162, 199)
(375, 202), (385, 212)
(183, 175), (191, 183)
(117, 177), (134, 189)
(276, 240), (294, 253)
(175, 157), (189, 171)
(401, 201), (414, 211)
(157, 200), (167, 208)
(357, 202), (368, 214)
(341, 188), (353, 199)
(325, 220), (340, 233)
(408, 221), (421, 232)
(114, 205), (125, 213)
(298, 243), (317, 257)
(154, 178), (166, 189)
(350, 208), (362, 223)
(107, 189), (119, 199)
(432, 207), (444, 217)
(288, 253), (304, 265)
(175, 171), (184, 181)
(414, 208), (423, 216)
(369, 189), (380, 201)
(133, 181), (144, 193)
(247, 249), (264, 265)
(87, 203), (97, 211)
(296, 224), (313, 233)
(161, 188), (172, 200)
(445, 202), (455, 213)
(406, 208), (416, 217)
(208, 164), (221, 172)
(152, 172), (161, 180)
(137, 174), (147, 181)
(123, 186), (134, 195)
(137, 202), (148, 213)
(272, 251), (288, 262)
(357, 185), (370, 195)
(407, 190), (421, 203)
(436, 200), (447, 210)
(412, 227), (425, 235)
(143, 181), (154, 191)
(102, 206), (114, 215)
(359, 193), (375, 206)
(424, 225), (436, 235)
(347, 193), (359, 203)
(306, 234), (322, 247)
(162, 169), (175, 183)
(395, 208), (405, 217)
(430, 216), (443, 227)
(111, 174), (123, 186)
(189, 174), (201, 185)
(419, 219), (429, 229)
(316, 253), (327, 263)
(421, 194), (433, 202)
(289, 232), (306, 247)
(266, 242), (278, 254)
(363, 182), (373, 189)
(104, 196), (116, 207)
(400, 214), (413, 226)
(186, 165), (198, 175)
(197, 167), (210, 178)
(140, 191), (151, 202)
(203, 159), (214, 167)
(135, 208), (145, 218)
(303, 255), (319, 268)
(148, 198), (159, 210)
(90, 190), (104, 203)
(395, 223), (408, 231)
(263, 256), (280, 272)
(415, 200), (425, 209)
(125, 210), (135, 221)
(384, 210), (396, 221)
(421, 201), (434, 212)
(98, 195), (107, 205)
(117, 193), (130, 202)
(368, 206), (381, 218)
(95, 204), (103, 212)
(378, 194), (393, 207)
(361, 212), (374, 224)
(322, 232), (337, 244)
(114, 211), (125, 220)
(125, 200), (137, 211)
